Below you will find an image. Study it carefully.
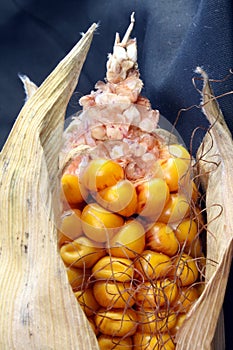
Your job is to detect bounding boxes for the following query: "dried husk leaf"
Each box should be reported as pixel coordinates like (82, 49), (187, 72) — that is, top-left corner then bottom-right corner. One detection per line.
(176, 67), (233, 350)
(0, 24), (99, 349)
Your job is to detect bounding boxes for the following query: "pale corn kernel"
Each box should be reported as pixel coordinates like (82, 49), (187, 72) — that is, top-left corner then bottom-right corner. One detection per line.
(166, 144), (191, 162)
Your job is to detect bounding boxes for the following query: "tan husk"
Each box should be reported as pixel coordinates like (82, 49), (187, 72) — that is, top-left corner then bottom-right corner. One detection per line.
(176, 68), (233, 350)
(0, 24), (99, 349)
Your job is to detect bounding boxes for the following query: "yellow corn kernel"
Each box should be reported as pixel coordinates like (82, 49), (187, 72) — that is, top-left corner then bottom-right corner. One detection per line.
(136, 279), (178, 308)
(66, 266), (91, 290)
(81, 203), (124, 243)
(58, 232), (73, 247)
(146, 222), (179, 256)
(98, 335), (133, 350)
(97, 179), (137, 217)
(175, 286), (199, 312)
(159, 157), (190, 192)
(191, 180), (199, 202)
(60, 236), (105, 268)
(93, 280), (135, 308)
(92, 256), (134, 282)
(95, 308), (137, 337)
(170, 313), (187, 335)
(58, 209), (83, 243)
(134, 332), (175, 350)
(137, 309), (177, 334)
(167, 144), (191, 162)
(83, 158), (124, 192)
(134, 250), (172, 280)
(159, 193), (190, 224)
(184, 237), (203, 258)
(108, 220), (145, 259)
(174, 253), (199, 286)
(136, 178), (170, 219)
(74, 288), (99, 317)
(175, 218), (198, 248)
(61, 173), (87, 204)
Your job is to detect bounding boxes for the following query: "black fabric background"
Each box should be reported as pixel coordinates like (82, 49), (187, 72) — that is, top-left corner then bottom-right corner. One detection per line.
(0, 0), (232, 348)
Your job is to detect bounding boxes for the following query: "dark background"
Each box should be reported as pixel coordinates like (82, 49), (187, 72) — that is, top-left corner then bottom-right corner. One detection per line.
(0, 0), (232, 348)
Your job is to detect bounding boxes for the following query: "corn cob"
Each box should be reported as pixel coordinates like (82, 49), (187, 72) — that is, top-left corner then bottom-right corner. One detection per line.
(59, 13), (204, 350)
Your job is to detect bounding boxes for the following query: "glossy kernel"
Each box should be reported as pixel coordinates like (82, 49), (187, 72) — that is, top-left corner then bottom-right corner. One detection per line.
(61, 173), (87, 204)
(174, 253), (199, 286)
(74, 288), (99, 316)
(108, 220), (145, 258)
(95, 308), (137, 337)
(171, 313), (187, 335)
(134, 332), (175, 350)
(60, 236), (105, 269)
(159, 193), (190, 224)
(146, 222), (179, 256)
(81, 203), (124, 243)
(66, 266), (91, 290)
(175, 286), (199, 312)
(58, 209), (83, 245)
(137, 310), (177, 334)
(92, 256), (134, 282)
(83, 158), (124, 192)
(175, 218), (198, 248)
(98, 335), (133, 350)
(93, 280), (135, 308)
(167, 144), (191, 162)
(98, 179), (137, 217)
(136, 279), (178, 308)
(134, 250), (172, 280)
(136, 178), (170, 219)
(160, 157), (190, 193)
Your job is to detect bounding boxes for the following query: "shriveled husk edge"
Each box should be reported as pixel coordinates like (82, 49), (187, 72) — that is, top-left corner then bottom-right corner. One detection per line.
(0, 23), (232, 350)
(176, 68), (233, 350)
(0, 24), (99, 349)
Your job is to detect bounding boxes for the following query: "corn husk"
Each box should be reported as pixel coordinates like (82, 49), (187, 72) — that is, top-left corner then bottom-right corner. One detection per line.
(0, 21), (232, 350)
(176, 67), (233, 350)
(0, 23), (99, 350)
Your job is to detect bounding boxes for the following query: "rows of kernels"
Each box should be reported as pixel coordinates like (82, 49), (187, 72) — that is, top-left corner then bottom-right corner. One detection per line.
(59, 144), (204, 349)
